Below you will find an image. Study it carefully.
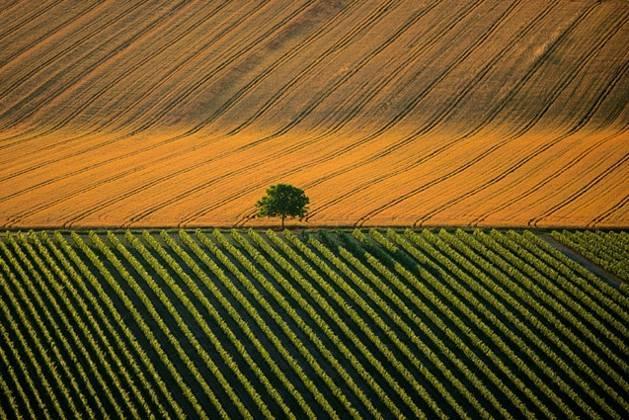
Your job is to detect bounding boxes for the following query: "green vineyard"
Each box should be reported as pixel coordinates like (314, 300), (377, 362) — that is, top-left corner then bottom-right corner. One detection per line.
(552, 230), (629, 286)
(0, 228), (627, 419)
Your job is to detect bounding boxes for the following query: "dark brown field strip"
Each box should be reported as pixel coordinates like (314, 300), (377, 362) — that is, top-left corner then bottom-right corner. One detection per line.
(0, 0), (190, 130)
(0, 0), (103, 69)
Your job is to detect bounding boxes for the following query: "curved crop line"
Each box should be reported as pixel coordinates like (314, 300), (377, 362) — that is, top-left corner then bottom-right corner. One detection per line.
(236, 0), (534, 223)
(4, 82), (374, 226)
(52, 3), (435, 227)
(0, 1), (104, 70)
(366, 0), (560, 150)
(206, 0), (487, 174)
(0, 1), (269, 161)
(0, 1), (339, 201)
(62, 0), (274, 136)
(224, 0), (519, 198)
(495, 14), (626, 139)
(117, 1), (423, 224)
(123, 0), (319, 137)
(0, 2), (225, 159)
(191, 0), (402, 137)
(0, 2), (227, 158)
(15, 1), (444, 227)
(303, 1), (563, 221)
(471, 130), (626, 226)
(328, 0), (521, 147)
(231, 0), (479, 146)
(0, 0), (63, 43)
(0, 0), (190, 131)
(0, 0), (308, 171)
(237, 0), (489, 144)
(221, 0), (414, 136)
(155, 0), (438, 143)
(407, 22), (628, 227)
(0, 0), (155, 118)
(0, 0), (155, 144)
(590, 193), (629, 227)
(187, 0), (523, 227)
(411, 1), (602, 143)
(0, 0), (443, 189)
(0, 1), (556, 235)
(351, 3), (613, 226)
(113, 0), (365, 141)
(186, 0), (482, 162)
(131, 1), (468, 226)
(0, 2), (212, 180)
(2, 1), (620, 231)
(529, 154), (629, 227)
(70, 3), (324, 136)
(87, 0), (273, 136)
(469, 57), (629, 225)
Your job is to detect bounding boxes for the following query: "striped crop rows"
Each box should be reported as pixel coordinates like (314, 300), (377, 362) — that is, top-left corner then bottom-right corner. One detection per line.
(0, 1), (627, 228)
(0, 228), (627, 419)
(552, 230), (629, 282)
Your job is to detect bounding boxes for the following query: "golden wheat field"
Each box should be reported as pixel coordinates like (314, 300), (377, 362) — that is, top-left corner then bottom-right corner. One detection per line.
(0, 0), (627, 228)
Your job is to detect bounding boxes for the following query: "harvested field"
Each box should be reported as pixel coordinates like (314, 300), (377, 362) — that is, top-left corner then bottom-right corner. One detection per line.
(0, 0), (627, 228)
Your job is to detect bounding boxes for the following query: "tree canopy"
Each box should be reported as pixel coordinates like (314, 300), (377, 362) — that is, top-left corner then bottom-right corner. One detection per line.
(256, 184), (309, 229)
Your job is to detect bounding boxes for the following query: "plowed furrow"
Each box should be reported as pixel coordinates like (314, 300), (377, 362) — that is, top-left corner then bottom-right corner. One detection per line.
(172, 0), (485, 188)
(0, 3), (328, 190)
(590, 193), (629, 227)
(0, 1), (103, 69)
(528, 154), (629, 227)
(125, 2), (471, 225)
(14, 2), (227, 141)
(0, 1), (189, 130)
(0, 2), (217, 178)
(373, 0), (560, 145)
(468, 51), (629, 226)
(0, 0), (154, 114)
(2, 81), (370, 224)
(42, 0), (456, 189)
(470, 130), (626, 226)
(357, 0), (597, 160)
(6, 2), (446, 224)
(0, 0), (63, 43)
(188, 1), (539, 226)
(191, 0), (476, 156)
(239, 0), (525, 194)
(337, 0), (522, 145)
(93, 0), (270, 135)
(0, 1), (626, 228)
(199, 0), (401, 136)
(0, 0), (23, 20)
(224, 0), (536, 223)
(251, 0), (488, 143)
(0, 1), (266, 149)
(303, 1), (562, 220)
(409, 22), (628, 225)
(0, 1), (270, 170)
(352, 4), (617, 226)
(125, 0), (318, 137)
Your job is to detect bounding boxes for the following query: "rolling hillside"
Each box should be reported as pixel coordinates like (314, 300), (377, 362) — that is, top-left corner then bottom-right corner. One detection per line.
(0, 0), (627, 228)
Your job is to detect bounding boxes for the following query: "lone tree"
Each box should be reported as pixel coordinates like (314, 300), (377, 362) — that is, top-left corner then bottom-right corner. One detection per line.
(256, 184), (309, 229)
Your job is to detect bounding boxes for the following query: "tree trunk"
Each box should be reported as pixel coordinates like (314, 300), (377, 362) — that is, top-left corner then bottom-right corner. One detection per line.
(281, 215), (285, 230)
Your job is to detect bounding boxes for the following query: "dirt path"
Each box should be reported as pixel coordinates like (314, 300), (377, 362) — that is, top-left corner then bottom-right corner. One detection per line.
(541, 233), (623, 288)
